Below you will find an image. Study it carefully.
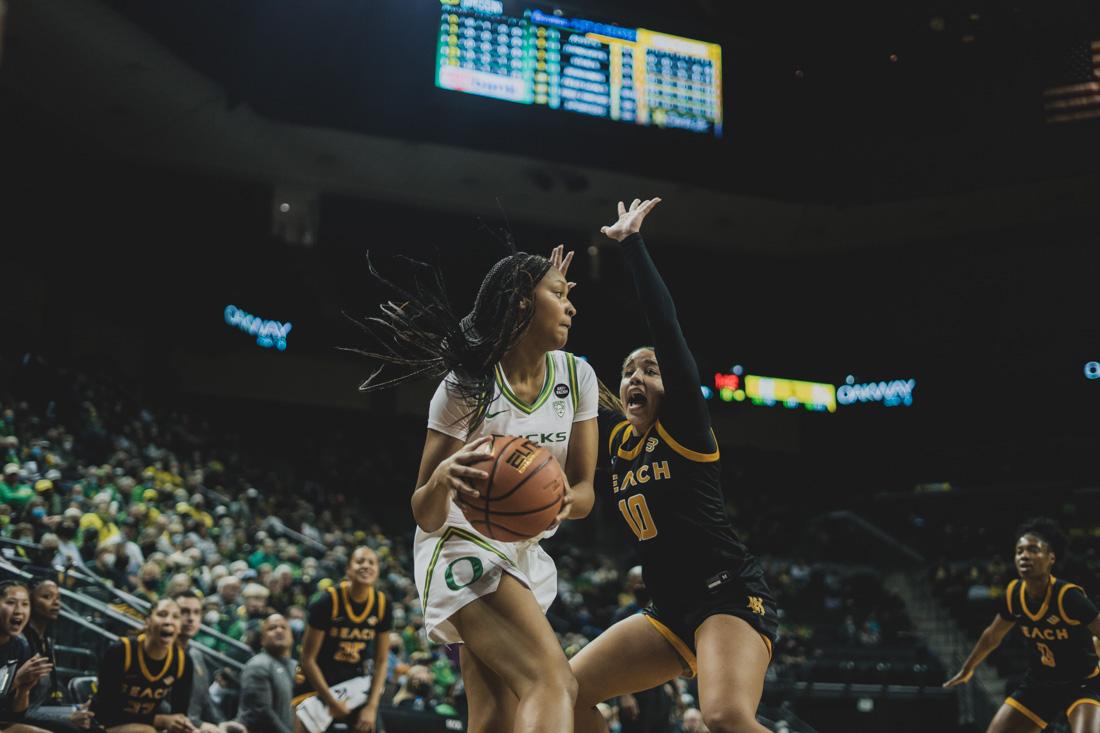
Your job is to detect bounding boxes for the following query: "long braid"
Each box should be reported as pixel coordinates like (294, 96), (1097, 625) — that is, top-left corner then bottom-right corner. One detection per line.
(345, 250), (551, 433)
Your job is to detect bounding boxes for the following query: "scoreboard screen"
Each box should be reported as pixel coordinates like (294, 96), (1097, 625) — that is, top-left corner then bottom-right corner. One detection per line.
(435, 0), (723, 136)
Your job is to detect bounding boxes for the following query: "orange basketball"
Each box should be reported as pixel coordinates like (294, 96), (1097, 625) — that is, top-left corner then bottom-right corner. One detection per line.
(456, 435), (566, 542)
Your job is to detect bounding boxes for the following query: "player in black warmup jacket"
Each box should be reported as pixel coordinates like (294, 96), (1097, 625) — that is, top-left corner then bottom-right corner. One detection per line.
(945, 518), (1100, 733)
(571, 199), (778, 733)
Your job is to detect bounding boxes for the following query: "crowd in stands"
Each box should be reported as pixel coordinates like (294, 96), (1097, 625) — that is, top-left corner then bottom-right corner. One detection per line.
(0, 352), (945, 732)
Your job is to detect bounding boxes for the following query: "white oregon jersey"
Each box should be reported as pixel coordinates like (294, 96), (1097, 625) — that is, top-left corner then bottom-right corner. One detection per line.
(427, 350), (597, 469)
(415, 350), (598, 643)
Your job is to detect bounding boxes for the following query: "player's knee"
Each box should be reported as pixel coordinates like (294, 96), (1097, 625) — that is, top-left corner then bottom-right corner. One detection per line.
(523, 659), (576, 702)
(702, 704), (758, 733)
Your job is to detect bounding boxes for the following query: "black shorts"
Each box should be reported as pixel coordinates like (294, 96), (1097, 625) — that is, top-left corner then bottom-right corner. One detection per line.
(1006, 672), (1100, 729)
(642, 567), (779, 678)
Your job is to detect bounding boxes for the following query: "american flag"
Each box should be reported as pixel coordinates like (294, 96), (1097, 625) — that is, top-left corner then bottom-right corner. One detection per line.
(1043, 39), (1100, 124)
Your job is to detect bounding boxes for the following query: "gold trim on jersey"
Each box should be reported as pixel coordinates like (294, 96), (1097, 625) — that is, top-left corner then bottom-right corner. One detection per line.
(1089, 665), (1100, 680)
(643, 614), (697, 678)
(655, 422), (719, 463)
(1057, 583), (1086, 626)
(326, 585), (339, 621)
(1005, 696), (1047, 728)
(122, 636), (132, 672)
(1006, 579), (1019, 617)
(1067, 698), (1100, 719)
(616, 425), (652, 461)
(495, 354), (555, 415)
(1020, 576), (1056, 623)
(135, 634), (177, 683)
(608, 420), (630, 456)
(341, 582), (375, 624)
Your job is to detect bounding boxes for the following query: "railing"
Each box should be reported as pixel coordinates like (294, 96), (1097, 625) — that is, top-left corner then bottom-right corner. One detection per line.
(0, 555), (245, 673)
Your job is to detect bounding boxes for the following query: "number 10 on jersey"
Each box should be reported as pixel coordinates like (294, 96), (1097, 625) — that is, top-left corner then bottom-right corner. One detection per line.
(619, 494), (658, 540)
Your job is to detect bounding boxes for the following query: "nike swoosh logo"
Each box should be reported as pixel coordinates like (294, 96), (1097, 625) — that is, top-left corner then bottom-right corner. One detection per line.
(485, 409), (507, 419)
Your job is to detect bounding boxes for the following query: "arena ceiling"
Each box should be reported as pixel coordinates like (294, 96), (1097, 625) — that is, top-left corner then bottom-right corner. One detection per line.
(4, 0), (1100, 253)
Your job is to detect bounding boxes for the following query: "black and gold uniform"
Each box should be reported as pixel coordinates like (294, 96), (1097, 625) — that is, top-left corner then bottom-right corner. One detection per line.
(998, 576), (1100, 728)
(293, 580), (393, 703)
(90, 634), (192, 727)
(608, 233), (778, 678)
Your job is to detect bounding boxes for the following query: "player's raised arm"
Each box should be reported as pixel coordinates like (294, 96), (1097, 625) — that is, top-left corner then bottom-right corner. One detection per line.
(601, 198), (712, 444)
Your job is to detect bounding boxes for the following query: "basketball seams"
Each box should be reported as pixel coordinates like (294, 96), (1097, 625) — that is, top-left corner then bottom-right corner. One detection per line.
(487, 454), (553, 502)
(483, 435), (523, 539)
(457, 435), (565, 541)
(468, 489), (563, 516)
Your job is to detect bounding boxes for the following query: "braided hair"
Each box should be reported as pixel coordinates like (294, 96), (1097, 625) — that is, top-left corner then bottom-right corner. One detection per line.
(346, 251), (552, 433)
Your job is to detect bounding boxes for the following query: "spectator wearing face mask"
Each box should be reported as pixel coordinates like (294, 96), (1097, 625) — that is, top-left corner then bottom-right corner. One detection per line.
(53, 516), (85, 569)
(228, 584), (270, 647)
(391, 665), (440, 713)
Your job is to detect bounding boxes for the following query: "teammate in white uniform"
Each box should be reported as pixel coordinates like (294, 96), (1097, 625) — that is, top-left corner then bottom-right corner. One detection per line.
(357, 245), (598, 733)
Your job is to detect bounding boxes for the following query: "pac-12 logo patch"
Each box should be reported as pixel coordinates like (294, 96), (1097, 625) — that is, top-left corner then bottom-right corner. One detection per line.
(747, 596), (766, 616)
(553, 400), (566, 418)
(554, 383), (570, 398)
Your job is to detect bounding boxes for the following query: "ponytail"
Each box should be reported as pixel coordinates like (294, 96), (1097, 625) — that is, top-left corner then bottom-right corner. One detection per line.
(597, 379), (623, 416)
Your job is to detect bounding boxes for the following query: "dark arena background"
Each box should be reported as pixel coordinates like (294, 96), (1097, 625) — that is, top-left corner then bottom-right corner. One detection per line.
(2, 1), (1100, 732)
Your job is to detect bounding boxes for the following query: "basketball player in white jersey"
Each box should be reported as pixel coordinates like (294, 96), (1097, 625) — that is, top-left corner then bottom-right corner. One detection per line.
(356, 245), (598, 733)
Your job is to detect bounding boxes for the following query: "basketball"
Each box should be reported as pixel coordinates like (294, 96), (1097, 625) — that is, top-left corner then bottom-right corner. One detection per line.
(456, 435), (566, 542)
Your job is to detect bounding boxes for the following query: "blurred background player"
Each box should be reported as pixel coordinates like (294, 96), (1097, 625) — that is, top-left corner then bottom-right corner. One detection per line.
(89, 598), (195, 733)
(294, 547), (391, 733)
(945, 518), (1100, 733)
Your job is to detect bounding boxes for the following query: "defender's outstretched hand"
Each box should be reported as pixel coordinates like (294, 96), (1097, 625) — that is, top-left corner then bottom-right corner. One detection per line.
(600, 198), (661, 242)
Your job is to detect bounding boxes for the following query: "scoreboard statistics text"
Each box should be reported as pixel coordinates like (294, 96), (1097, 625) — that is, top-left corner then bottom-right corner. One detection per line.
(435, 0), (723, 136)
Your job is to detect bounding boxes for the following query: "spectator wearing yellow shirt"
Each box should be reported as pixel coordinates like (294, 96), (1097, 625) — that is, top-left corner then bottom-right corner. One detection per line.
(78, 493), (120, 546)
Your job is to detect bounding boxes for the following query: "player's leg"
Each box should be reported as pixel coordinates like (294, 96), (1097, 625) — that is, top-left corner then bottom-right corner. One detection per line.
(694, 614), (771, 733)
(985, 701), (1044, 733)
(449, 573), (576, 733)
(460, 643), (518, 733)
(1068, 698), (1100, 733)
(570, 614), (684, 733)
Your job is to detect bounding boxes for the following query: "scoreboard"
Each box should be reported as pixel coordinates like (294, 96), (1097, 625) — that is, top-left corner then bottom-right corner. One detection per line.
(435, 0), (723, 136)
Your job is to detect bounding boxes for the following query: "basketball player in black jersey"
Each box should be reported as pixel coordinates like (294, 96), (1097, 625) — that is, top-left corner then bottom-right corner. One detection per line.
(946, 518), (1100, 732)
(295, 546), (393, 733)
(570, 199), (779, 733)
(90, 597), (195, 733)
